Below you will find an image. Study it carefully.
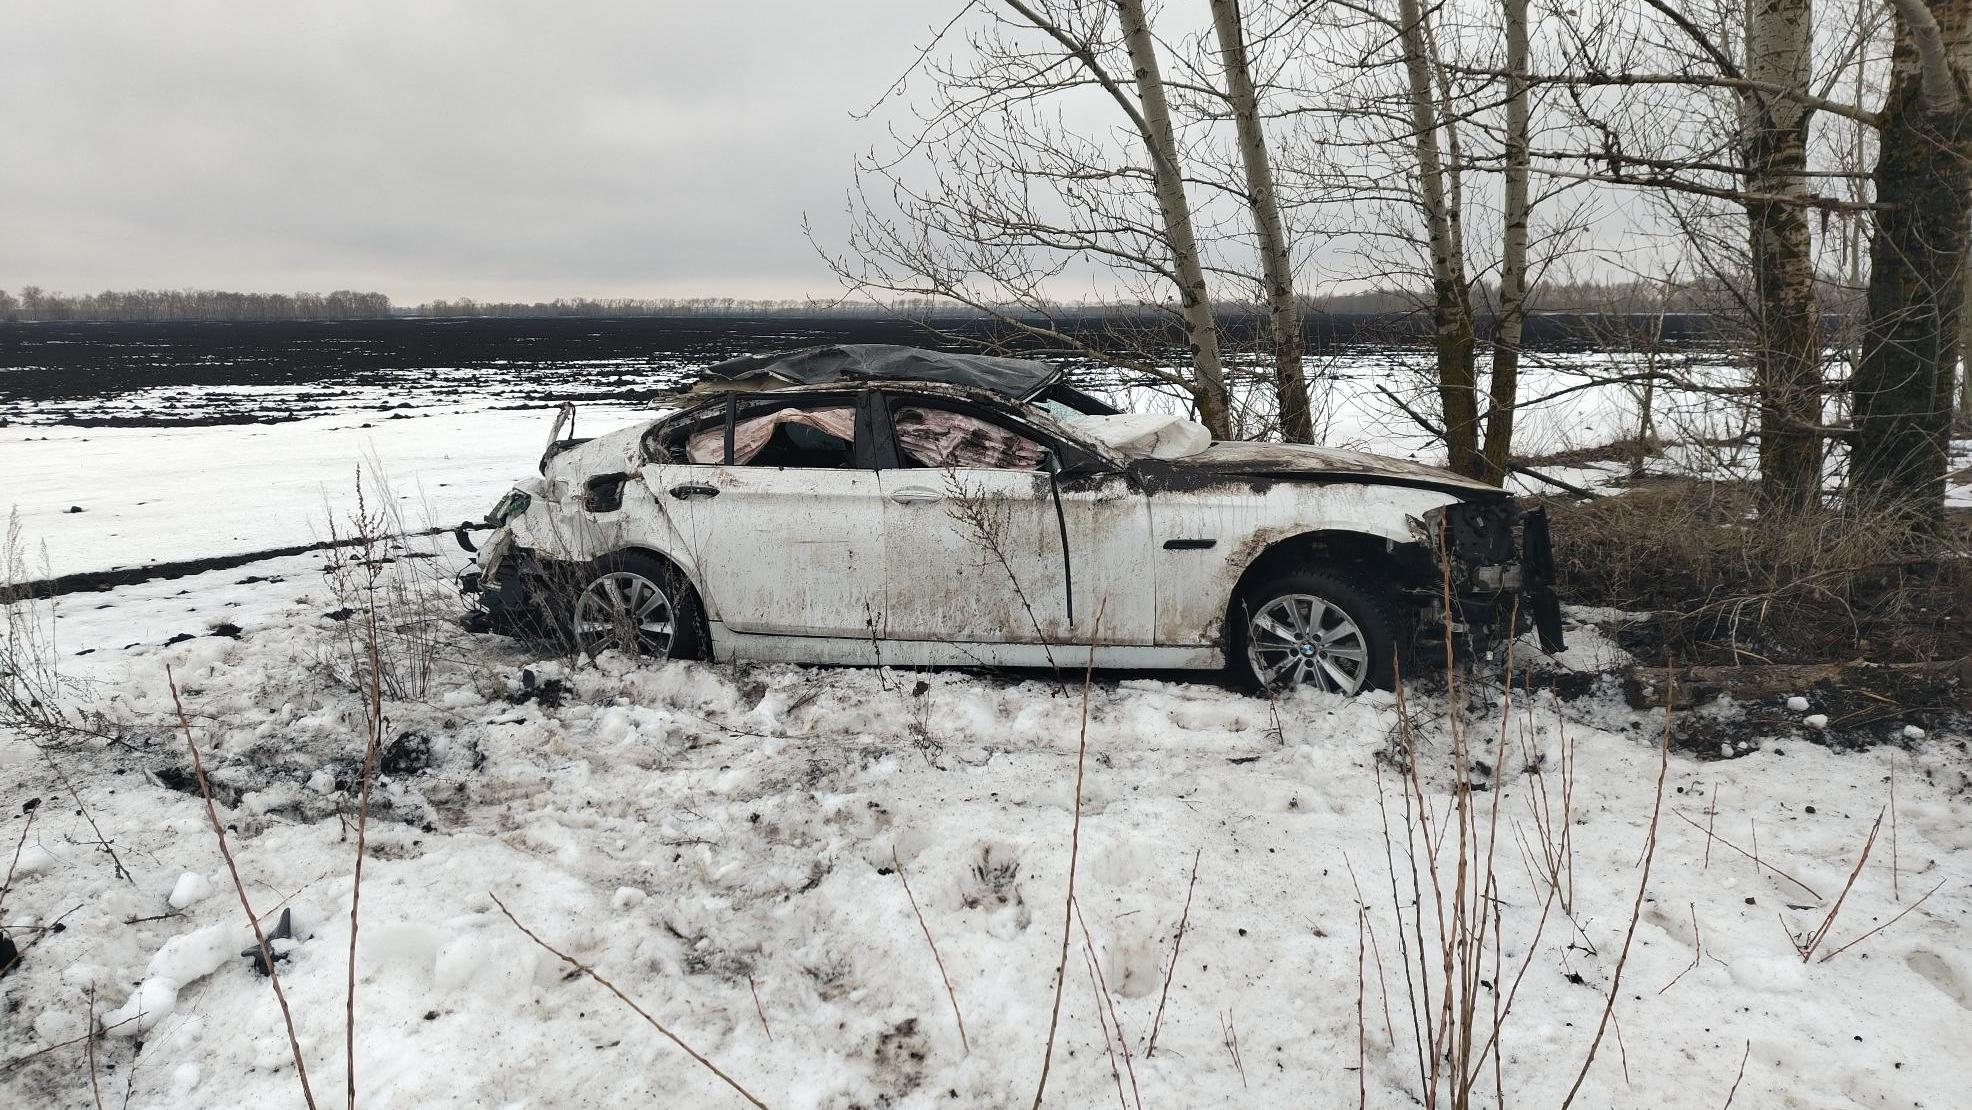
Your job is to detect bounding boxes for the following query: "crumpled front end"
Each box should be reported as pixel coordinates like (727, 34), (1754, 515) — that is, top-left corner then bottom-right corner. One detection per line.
(1418, 499), (1565, 659)
(456, 481), (564, 637)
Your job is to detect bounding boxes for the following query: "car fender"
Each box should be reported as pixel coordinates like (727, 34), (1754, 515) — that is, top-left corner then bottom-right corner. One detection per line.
(1150, 481), (1469, 646)
(503, 472), (710, 607)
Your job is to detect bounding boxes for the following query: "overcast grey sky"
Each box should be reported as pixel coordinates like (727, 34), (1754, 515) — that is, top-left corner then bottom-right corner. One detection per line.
(0, 2), (935, 303)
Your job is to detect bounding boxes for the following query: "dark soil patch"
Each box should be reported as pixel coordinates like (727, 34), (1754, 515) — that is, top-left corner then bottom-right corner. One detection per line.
(507, 669), (567, 709)
(381, 730), (437, 776)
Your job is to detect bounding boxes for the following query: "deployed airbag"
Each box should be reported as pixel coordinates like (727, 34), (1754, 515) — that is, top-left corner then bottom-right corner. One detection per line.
(686, 406), (857, 464)
(1076, 413), (1212, 460)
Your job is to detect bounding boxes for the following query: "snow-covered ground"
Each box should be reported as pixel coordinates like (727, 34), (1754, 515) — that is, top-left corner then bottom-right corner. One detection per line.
(0, 403), (651, 581)
(4, 584), (1969, 1108)
(4, 355), (1971, 1108)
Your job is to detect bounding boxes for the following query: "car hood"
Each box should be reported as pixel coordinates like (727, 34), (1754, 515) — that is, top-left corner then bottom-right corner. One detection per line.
(542, 418), (660, 479)
(1136, 441), (1504, 497)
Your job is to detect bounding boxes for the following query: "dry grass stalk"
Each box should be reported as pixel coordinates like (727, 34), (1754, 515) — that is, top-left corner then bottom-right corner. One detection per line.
(1341, 857), (1398, 1048)
(891, 846), (969, 1054)
(1815, 878), (1947, 961)
(1749, 817), (1760, 887)
(1218, 1009), (1246, 1088)
(1719, 1040), (1751, 1108)
(166, 666), (318, 1110)
(1144, 846), (1201, 1059)
(942, 472), (1066, 690)
(1557, 673), (1673, 1110)
(1029, 599), (1102, 1110)
(1656, 904), (1705, 995)
(1524, 690), (1576, 913)
(1792, 808), (1884, 962)
(1704, 784), (1718, 868)
(0, 1014), (135, 1077)
(1889, 753), (1901, 901)
(1080, 949), (1128, 1110)
(748, 977), (773, 1041)
(1355, 903), (1369, 1110)
(318, 466), (456, 700)
(86, 985), (104, 1110)
(1072, 897), (1141, 1110)
(1372, 578), (1564, 1110)
(1670, 810), (1822, 900)
(345, 566), (387, 1110)
(2, 525), (133, 880)
(488, 893), (770, 1109)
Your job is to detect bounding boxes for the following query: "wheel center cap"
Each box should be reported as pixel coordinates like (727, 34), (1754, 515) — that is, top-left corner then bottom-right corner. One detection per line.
(1299, 643), (1317, 657)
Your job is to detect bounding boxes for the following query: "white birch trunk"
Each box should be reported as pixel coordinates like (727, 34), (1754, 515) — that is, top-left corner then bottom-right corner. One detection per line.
(1209, 0), (1312, 442)
(1744, 0), (1822, 508)
(1114, 0), (1232, 438)
(1482, 0), (1531, 484)
(1394, 0), (1479, 474)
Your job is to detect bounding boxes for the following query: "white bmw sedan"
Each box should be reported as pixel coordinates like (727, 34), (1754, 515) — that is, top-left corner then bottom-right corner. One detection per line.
(460, 345), (1562, 694)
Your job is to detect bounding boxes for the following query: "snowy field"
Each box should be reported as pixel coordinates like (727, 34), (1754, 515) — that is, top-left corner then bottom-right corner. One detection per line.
(4, 347), (1898, 585)
(4, 349), (1971, 1108)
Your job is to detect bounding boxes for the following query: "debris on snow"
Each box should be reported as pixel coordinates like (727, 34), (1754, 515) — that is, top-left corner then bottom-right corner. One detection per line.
(166, 872), (213, 909)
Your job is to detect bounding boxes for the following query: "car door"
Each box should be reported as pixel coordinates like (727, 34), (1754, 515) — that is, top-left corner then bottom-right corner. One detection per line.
(873, 393), (1154, 646)
(642, 391), (887, 638)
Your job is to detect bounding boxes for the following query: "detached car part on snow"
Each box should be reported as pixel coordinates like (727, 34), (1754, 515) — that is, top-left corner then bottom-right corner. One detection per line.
(458, 344), (1562, 695)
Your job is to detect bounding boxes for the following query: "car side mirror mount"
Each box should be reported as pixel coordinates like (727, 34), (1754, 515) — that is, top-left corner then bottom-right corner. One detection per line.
(1040, 446), (1062, 476)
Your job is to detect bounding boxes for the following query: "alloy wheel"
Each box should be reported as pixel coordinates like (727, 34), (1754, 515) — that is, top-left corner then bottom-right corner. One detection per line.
(1245, 593), (1371, 694)
(573, 571), (676, 658)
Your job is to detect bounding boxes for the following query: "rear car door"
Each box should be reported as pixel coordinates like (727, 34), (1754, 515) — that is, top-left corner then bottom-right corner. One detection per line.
(642, 391), (886, 638)
(873, 393), (1154, 646)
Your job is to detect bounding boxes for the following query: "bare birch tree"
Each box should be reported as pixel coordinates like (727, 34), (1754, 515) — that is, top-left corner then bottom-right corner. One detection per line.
(1110, 0), (1234, 435)
(1743, 0), (1824, 509)
(1482, 0), (1534, 483)
(827, 0), (1236, 436)
(1208, 0), (1316, 442)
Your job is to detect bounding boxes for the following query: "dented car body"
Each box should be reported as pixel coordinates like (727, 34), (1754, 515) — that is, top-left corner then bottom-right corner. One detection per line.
(460, 345), (1562, 694)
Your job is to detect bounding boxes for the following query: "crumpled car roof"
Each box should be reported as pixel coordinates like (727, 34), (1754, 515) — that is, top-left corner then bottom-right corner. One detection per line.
(694, 343), (1063, 401)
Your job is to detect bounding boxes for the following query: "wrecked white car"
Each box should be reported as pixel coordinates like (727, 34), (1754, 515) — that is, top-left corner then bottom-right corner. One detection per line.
(459, 344), (1562, 694)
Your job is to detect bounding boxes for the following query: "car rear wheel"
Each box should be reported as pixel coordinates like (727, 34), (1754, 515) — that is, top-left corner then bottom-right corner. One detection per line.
(1233, 566), (1404, 695)
(569, 552), (705, 661)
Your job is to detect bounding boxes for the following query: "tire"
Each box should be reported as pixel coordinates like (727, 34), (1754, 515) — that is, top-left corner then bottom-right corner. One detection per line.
(567, 551), (706, 662)
(1230, 565), (1407, 695)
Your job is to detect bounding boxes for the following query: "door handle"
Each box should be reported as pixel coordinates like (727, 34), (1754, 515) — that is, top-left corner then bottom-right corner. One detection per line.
(889, 487), (943, 505)
(669, 484), (720, 500)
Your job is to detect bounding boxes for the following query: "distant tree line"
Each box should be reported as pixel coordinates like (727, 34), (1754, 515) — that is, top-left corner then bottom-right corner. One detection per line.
(420, 284), (1760, 320)
(0, 282), (1764, 325)
(0, 287), (393, 322)
(413, 296), (939, 317)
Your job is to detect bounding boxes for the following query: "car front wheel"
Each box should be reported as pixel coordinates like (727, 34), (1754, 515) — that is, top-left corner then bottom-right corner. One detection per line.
(1233, 567), (1404, 695)
(568, 552), (705, 661)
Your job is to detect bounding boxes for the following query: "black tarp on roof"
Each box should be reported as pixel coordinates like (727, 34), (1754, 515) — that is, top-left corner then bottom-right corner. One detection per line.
(695, 344), (1063, 400)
